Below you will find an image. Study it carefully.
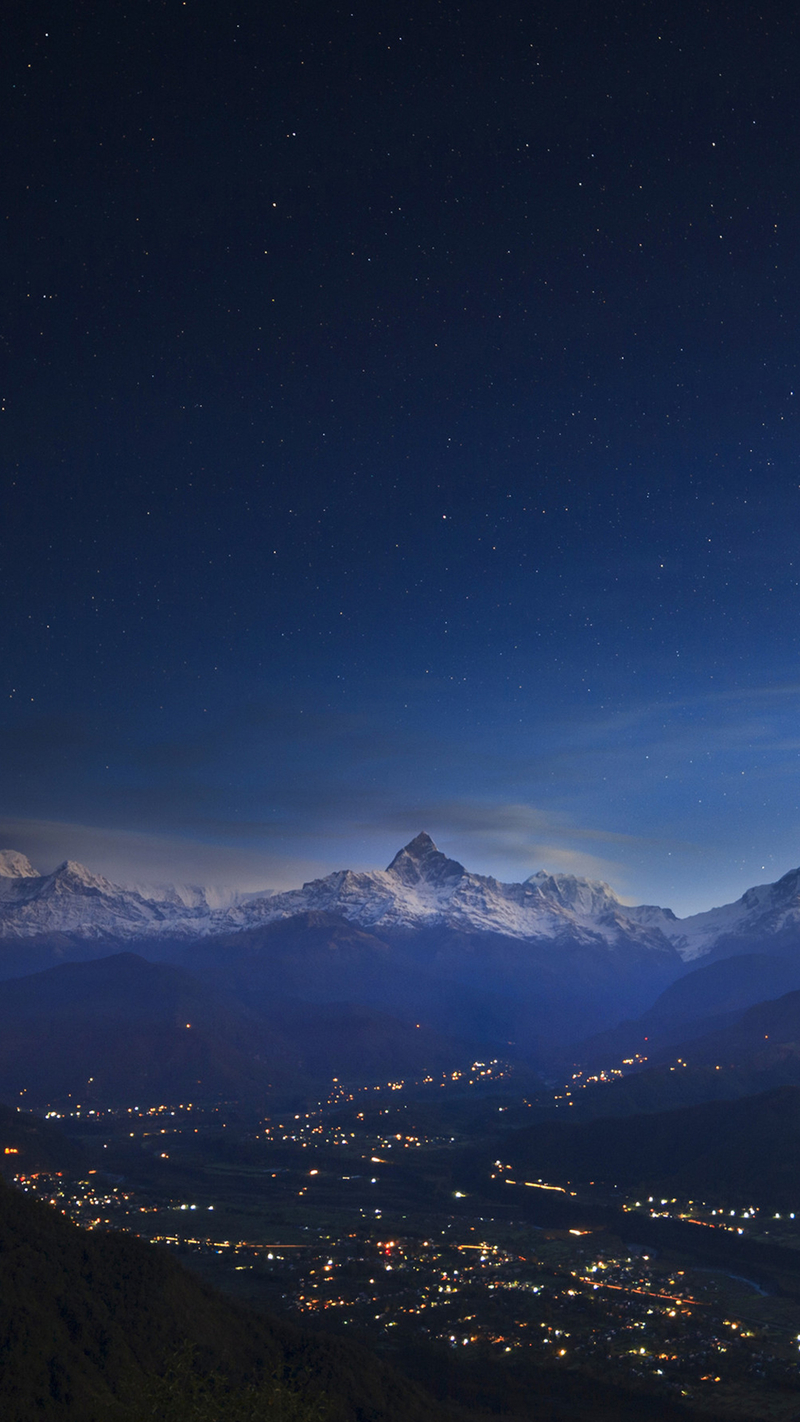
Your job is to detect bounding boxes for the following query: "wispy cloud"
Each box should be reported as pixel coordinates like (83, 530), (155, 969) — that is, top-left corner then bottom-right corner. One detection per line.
(0, 816), (326, 892)
(4, 678), (800, 914)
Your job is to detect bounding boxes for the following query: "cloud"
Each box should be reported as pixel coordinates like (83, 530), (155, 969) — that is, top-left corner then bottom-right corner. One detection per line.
(5, 678), (800, 914)
(0, 816), (326, 892)
(327, 798), (663, 891)
(361, 794), (695, 852)
(521, 843), (629, 883)
(0, 800), (640, 898)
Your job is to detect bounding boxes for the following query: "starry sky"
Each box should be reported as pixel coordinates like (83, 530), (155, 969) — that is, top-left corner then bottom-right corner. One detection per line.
(4, 0), (800, 914)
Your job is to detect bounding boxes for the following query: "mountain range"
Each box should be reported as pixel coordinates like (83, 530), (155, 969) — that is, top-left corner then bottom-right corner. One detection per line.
(4, 834), (800, 1067)
(4, 834), (800, 964)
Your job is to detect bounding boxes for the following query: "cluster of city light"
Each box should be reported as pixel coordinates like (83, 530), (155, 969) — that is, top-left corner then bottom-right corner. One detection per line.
(45, 1101), (198, 1120)
(324, 1060), (509, 1106)
(623, 1195), (799, 1237)
(279, 1224), (777, 1387)
(12, 1077), (800, 1402)
(562, 1054), (649, 1098)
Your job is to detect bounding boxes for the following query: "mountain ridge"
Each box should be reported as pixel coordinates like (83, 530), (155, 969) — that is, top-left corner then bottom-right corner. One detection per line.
(0, 833), (679, 957)
(2, 834), (800, 971)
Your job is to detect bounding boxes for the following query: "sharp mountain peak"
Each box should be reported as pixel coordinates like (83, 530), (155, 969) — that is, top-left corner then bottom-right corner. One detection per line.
(386, 832), (466, 886)
(3, 838), (800, 966)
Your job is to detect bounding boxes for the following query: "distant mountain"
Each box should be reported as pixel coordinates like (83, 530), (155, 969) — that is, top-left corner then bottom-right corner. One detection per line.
(0, 836), (694, 1058)
(0, 953), (305, 1106)
(0, 833), (680, 955)
(5, 835), (800, 972)
(225, 833), (680, 953)
(655, 866), (800, 961)
(7, 835), (800, 1067)
(0, 857), (225, 940)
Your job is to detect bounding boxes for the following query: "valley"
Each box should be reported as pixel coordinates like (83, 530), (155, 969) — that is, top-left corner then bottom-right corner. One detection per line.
(7, 837), (800, 1417)
(8, 1061), (800, 1420)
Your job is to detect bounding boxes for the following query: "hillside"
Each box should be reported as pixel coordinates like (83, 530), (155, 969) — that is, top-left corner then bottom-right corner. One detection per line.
(574, 953), (800, 1070)
(0, 953), (304, 1106)
(478, 1085), (800, 1208)
(0, 1173), (460, 1422)
(674, 986), (800, 1069)
(0, 949), (489, 1107)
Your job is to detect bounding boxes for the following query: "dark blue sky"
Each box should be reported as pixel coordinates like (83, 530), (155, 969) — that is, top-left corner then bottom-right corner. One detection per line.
(4, 0), (800, 912)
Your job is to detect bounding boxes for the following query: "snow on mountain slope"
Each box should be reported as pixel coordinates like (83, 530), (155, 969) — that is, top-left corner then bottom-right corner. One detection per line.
(131, 881), (249, 911)
(656, 867), (800, 960)
(2, 833), (800, 963)
(0, 859), (217, 938)
(0, 851), (38, 881)
(220, 833), (675, 953)
(0, 833), (670, 948)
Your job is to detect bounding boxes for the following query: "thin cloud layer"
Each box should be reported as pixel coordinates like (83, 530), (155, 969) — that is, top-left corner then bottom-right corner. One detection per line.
(3, 678), (800, 914)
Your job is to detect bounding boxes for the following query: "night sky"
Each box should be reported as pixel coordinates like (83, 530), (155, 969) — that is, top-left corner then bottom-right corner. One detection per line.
(4, 0), (800, 913)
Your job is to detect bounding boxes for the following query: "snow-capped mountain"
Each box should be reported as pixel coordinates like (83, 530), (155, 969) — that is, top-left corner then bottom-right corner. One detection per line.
(223, 833), (674, 954)
(0, 858), (219, 939)
(0, 833), (669, 954)
(654, 866), (800, 961)
(2, 833), (800, 964)
(0, 850), (38, 880)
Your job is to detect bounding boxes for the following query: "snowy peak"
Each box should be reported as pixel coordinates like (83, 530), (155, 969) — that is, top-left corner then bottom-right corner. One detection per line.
(228, 834), (679, 953)
(3, 836), (800, 966)
(0, 850), (37, 878)
(51, 860), (114, 893)
(664, 864), (800, 960)
(743, 866), (800, 913)
(386, 833), (465, 888)
(0, 849), (220, 940)
(524, 870), (626, 921)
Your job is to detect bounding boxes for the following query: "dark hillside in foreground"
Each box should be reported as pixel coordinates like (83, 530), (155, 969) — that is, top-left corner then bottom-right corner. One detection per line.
(0, 1174), (457, 1422)
(478, 1084), (800, 1207)
(0, 1175), (712, 1422)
